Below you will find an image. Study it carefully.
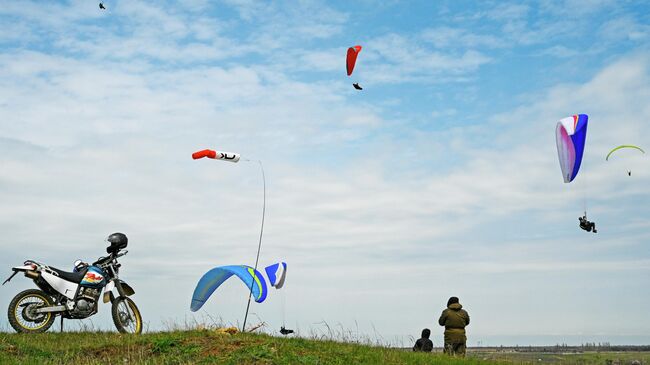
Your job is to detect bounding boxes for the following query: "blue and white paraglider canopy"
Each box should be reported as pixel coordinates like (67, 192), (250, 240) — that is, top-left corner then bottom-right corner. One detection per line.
(265, 262), (287, 289)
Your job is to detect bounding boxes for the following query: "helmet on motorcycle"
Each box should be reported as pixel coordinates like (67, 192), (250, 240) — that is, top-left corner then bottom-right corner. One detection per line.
(73, 259), (88, 272)
(106, 232), (128, 254)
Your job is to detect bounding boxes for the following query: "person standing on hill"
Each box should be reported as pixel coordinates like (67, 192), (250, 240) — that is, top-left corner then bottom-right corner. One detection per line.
(438, 296), (470, 356)
(413, 328), (433, 352)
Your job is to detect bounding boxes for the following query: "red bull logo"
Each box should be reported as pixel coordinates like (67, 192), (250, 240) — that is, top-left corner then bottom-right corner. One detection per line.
(82, 272), (104, 284)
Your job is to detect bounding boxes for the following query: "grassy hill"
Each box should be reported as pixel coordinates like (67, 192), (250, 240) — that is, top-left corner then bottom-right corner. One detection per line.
(1, 330), (648, 364)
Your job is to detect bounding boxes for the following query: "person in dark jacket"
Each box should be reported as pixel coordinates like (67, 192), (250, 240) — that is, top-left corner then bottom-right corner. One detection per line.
(413, 328), (433, 352)
(438, 296), (470, 356)
(578, 215), (597, 233)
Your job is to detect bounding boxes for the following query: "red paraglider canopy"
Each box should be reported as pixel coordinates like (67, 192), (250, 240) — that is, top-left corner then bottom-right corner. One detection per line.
(346, 45), (362, 76)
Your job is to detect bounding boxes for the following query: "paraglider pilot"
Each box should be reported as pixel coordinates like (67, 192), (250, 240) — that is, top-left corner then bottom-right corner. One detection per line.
(99, 3), (106, 10)
(579, 215), (597, 233)
(280, 326), (294, 335)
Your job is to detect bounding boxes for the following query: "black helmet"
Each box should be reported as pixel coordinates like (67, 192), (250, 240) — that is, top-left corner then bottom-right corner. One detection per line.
(106, 232), (128, 254)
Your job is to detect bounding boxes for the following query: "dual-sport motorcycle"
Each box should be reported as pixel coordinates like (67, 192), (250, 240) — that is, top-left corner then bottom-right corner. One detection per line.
(3, 233), (142, 334)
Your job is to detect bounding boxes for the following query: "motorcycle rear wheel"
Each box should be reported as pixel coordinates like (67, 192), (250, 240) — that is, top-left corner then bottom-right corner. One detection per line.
(8, 289), (56, 333)
(111, 296), (142, 334)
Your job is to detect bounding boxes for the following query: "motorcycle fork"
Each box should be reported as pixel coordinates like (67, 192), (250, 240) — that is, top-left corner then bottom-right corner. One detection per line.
(114, 280), (126, 297)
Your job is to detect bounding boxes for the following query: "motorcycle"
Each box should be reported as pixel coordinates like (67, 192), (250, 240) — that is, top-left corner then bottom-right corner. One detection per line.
(2, 233), (142, 334)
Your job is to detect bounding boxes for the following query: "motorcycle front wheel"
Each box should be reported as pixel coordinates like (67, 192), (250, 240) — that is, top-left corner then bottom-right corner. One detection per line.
(111, 296), (142, 334)
(7, 289), (56, 333)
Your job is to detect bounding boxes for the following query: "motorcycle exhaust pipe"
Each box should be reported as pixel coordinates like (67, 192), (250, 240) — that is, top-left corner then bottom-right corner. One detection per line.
(24, 271), (39, 279)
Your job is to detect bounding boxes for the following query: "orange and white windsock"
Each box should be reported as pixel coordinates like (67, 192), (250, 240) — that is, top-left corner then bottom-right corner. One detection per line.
(192, 149), (240, 163)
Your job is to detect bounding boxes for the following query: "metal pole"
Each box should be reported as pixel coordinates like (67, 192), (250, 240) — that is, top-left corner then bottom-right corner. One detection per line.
(242, 160), (265, 332)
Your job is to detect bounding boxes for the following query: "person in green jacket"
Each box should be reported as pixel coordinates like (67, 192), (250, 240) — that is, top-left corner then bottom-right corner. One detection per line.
(438, 296), (470, 356)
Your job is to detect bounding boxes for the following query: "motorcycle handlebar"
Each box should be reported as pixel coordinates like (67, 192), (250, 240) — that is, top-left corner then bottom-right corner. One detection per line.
(92, 256), (110, 266)
(93, 250), (128, 266)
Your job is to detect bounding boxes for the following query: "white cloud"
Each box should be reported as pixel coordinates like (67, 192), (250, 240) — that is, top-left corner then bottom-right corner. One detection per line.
(225, 0), (348, 49)
(540, 0), (617, 16)
(364, 33), (492, 84)
(485, 3), (530, 22)
(421, 26), (505, 49)
(600, 15), (650, 42)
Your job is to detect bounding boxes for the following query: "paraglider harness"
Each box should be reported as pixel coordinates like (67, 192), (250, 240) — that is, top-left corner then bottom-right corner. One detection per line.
(579, 214), (597, 233)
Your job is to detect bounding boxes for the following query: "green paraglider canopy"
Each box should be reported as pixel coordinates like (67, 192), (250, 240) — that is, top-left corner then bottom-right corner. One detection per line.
(605, 145), (645, 160)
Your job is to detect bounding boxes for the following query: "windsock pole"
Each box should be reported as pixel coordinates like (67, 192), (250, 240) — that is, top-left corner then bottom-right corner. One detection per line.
(242, 160), (265, 332)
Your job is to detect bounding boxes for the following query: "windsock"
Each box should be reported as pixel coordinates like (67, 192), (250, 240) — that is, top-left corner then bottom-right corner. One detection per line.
(192, 149), (240, 163)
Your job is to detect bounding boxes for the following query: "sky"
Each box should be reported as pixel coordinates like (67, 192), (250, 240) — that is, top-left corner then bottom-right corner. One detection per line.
(1, 0), (649, 346)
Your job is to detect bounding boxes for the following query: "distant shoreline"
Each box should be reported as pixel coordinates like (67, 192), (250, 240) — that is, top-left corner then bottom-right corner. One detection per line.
(402, 345), (650, 353)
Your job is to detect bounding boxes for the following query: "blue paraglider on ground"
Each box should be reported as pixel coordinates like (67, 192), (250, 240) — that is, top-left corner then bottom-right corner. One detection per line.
(190, 265), (268, 312)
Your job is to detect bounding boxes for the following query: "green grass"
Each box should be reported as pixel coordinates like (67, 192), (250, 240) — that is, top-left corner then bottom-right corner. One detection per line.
(0, 330), (486, 365)
(0, 330), (648, 364)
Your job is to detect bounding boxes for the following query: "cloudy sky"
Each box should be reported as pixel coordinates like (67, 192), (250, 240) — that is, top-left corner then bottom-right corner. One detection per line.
(1, 0), (649, 345)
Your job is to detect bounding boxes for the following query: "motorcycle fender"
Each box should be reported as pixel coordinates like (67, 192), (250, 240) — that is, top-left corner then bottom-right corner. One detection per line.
(103, 280), (135, 303)
(41, 271), (78, 299)
(120, 281), (135, 296)
(103, 280), (115, 303)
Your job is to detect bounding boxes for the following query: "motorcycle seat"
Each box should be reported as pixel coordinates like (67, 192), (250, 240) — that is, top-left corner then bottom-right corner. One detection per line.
(49, 267), (87, 283)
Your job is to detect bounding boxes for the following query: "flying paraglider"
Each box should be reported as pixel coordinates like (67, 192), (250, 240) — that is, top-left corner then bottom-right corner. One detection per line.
(606, 145), (645, 176)
(556, 114), (594, 232)
(190, 265), (268, 312)
(556, 114), (588, 183)
(347, 45), (363, 90)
